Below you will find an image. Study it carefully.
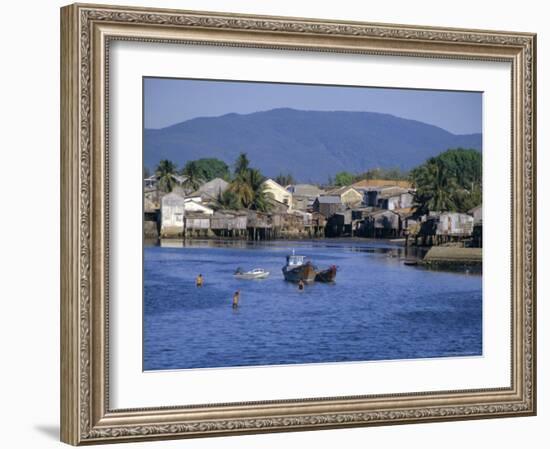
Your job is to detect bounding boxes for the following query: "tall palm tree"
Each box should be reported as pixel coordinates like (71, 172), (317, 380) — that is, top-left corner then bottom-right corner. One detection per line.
(181, 161), (204, 191)
(414, 159), (458, 213)
(215, 189), (240, 210)
(233, 168), (273, 212)
(228, 174), (254, 208)
(234, 152), (250, 176)
(155, 159), (177, 193)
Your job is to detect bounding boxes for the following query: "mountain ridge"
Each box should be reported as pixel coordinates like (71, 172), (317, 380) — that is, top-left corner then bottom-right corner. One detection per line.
(144, 108), (482, 183)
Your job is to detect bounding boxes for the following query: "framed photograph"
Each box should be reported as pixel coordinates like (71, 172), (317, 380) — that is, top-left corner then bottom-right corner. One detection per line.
(60, 3), (536, 445)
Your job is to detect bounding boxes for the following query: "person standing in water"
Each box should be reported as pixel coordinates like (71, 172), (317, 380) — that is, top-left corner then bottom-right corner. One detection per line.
(232, 290), (240, 309)
(195, 274), (204, 287)
(298, 279), (305, 291)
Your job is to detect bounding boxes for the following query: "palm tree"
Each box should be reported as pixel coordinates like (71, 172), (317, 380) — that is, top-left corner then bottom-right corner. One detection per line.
(249, 169), (274, 212)
(413, 159), (458, 213)
(228, 168), (273, 211)
(155, 159), (177, 193)
(215, 189), (240, 210)
(228, 174), (254, 208)
(234, 152), (250, 176)
(181, 161), (204, 191)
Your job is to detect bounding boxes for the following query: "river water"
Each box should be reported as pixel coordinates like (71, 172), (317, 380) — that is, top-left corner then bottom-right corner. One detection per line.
(143, 239), (482, 371)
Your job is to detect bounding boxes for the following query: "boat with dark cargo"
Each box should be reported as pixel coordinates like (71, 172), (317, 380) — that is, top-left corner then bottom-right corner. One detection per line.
(282, 251), (316, 283)
(314, 265), (338, 283)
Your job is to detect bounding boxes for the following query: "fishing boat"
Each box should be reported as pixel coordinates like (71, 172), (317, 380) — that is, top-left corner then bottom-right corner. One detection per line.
(314, 265), (338, 283)
(234, 268), (270, 280)
(282, 251), (316, 283)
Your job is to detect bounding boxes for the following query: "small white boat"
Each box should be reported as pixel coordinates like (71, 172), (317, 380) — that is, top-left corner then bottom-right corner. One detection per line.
(234, 268), (270, 280)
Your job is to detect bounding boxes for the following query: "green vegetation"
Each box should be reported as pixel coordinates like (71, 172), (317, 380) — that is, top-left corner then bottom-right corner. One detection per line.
(180, 160), (204, 191)
(411, 148), (482, 215)
(333, 171), (355, 187)
(355, 167), (409, 181)
(181, 158), (230, 184)
(155, 159), (177, 193)
(330, 167), (409, 186)
(153, 153), (273, 212)
(234, 152), (250, 176)
(216, 189), (240, 210)
(228, 154), (273, 212)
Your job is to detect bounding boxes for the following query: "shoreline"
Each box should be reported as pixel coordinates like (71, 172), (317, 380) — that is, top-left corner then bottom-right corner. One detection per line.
(145, 236), (409, 247)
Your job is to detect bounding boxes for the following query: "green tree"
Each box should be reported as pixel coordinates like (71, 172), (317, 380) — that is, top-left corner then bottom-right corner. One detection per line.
(155, 159), (177, 193)
(215, 189), (240, 210)
(275, 173), (295, 187)
(234, 152), (250, 176)
(411, 148), (482, 215)
(334, 171), (355, 186)
(228, 175), (254, 208)
(180, 160), (204, 191)
(246, 168), (274, 212)
(182, 158), (230, 182)
(354, 167), (409, 182)
(228, 153), (273, 212)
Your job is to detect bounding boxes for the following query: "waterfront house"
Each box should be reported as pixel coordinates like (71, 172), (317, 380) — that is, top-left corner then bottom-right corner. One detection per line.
(183, 199), (214, 215)
(362, 210), (402, 238)
(311, 211), (327, 237)
(160, 192), (185, 238)
(144, 197), (159, 239)
(436, 212), (474, 237)
(413, 212), (474, 246)
(183, 213), (211, 237)
(247, 210), (273, 240)
(377, 188), (414, 210)
(313, 195), (344, 218)
(268, 198), (292, 214)
(292, 210), (313, 226)
(326, 210), (353, 237)
(468, 204), (482, 224)
(263, 179), (293, 210)
(468, 205), (483, 247)
(324, 186), (363, 208)
(364, 186), (414, 210)
(271, 211), (312, 238)
(210, 211), (248, 238)
(286, 184), (325, 210)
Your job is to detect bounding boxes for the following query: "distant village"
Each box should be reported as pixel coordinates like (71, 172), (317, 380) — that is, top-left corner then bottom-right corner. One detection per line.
(144, 151), (482, 248)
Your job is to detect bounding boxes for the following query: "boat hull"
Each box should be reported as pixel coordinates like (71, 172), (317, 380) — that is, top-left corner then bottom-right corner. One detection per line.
(282, 262), (316, 283)
(234, 272), (270, 280)
(315, 265), (337, 283)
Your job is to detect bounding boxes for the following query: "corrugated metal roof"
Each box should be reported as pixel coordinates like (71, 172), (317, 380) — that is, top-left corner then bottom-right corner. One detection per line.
(317, 195), (342, 204)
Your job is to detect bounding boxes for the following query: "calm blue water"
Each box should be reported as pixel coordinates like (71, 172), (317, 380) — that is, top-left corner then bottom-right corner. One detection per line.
(143, 239), (482, 371)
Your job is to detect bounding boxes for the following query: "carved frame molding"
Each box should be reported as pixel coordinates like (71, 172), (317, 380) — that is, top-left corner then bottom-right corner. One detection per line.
(61, 3), (536, 445)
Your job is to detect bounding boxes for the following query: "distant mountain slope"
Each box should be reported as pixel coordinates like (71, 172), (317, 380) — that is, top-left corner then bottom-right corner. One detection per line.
(144, 108), (482, 183)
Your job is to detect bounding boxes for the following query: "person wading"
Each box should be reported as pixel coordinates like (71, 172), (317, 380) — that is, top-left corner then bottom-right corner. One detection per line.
(232, 290), (240, 309)
(195, 274), (204, 287)
(298, 279), (305, 290)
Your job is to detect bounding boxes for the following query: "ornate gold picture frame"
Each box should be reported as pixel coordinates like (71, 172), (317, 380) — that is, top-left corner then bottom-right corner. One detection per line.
(60, 3), (536, 445)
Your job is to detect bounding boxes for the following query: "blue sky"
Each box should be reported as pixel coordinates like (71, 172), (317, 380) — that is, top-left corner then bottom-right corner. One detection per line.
(144, 77), (482, 135)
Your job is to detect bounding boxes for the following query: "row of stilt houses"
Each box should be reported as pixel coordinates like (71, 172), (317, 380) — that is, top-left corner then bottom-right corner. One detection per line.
(144, 176), (482, 247)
